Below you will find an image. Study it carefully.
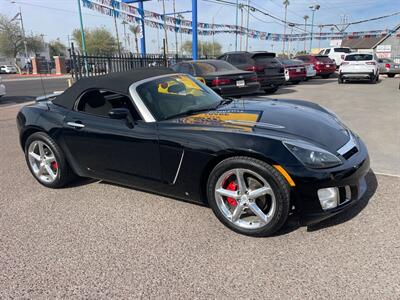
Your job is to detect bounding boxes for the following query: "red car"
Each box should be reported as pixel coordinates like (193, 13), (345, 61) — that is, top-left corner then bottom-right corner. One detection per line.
(278, 59), (307, 84)
(295, 55), (336, 78)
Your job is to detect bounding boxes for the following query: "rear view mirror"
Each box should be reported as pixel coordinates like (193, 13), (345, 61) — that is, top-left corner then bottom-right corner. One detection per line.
(109, 108), (129, 120)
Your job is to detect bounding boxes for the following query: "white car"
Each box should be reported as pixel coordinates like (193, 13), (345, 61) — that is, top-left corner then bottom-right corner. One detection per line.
(0, 77), (6, 97)
(0, 65), (18, 74)
(338, 53), (379, 84)
(319, 47), (353, 67)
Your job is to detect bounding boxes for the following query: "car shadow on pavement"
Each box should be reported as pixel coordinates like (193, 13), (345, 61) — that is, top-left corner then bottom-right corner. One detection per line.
(275, 169), (378, 236)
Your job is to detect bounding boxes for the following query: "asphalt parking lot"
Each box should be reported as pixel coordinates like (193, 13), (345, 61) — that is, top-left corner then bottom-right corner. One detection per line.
(0, 76), (399, 298)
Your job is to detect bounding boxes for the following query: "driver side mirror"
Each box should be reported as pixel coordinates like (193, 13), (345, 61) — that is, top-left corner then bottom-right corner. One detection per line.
(109, 108), (134, 128)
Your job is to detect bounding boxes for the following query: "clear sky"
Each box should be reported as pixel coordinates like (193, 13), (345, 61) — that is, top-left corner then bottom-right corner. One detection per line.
(0, 0), (399, 54)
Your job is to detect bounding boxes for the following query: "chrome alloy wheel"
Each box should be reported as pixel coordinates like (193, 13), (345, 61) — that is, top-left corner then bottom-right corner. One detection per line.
(27, 141), (59, 183)
(214, 168), (276, 229)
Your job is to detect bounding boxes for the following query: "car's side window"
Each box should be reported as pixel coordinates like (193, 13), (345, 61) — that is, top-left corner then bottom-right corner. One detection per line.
(325, 49), (331, 54)
(219, 55), (227, 61)
(76, 89), (141, 120)
(180, 63), (195, 75)
(228, 54), (247, 65)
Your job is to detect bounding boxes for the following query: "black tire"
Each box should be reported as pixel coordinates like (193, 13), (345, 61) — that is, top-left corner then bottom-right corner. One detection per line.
(207, 156), (290, 237)
(264, 87), (279, 94)
(387, 74), (395, 78)
(321, 74), (330, 79)
(292, 80), (300, 85)
(24, 132), (76, 188)
(338, 76), (343, 84)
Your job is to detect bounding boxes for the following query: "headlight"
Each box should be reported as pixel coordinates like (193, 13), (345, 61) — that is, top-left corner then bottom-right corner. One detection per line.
(283, 140), (342, 169)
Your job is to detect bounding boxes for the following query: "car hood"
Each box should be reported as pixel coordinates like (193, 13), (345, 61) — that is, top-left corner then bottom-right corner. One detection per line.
(168, 98), (350, 152)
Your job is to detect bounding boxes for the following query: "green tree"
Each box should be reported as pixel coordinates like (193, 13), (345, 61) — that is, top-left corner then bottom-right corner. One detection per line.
(181, 40), (222, 57)
(49, 40), (67, 57)
(72, 27), (117, 55)
(0, 14), (25, 72)
(26, 34), (44, 56)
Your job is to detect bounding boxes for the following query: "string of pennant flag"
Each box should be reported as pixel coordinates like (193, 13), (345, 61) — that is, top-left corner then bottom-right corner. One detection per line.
(82, 0), (400, 41)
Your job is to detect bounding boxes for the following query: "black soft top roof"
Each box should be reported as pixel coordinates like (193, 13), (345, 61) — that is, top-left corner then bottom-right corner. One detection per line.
(53, 67), (174, 109)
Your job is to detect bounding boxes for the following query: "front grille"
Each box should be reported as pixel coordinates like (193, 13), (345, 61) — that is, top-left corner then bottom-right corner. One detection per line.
(338, 186), (353, 205)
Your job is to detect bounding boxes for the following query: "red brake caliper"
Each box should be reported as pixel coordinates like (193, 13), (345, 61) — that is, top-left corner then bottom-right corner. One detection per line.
(51, 161), (58, 171)
(226, 181), (238, 207)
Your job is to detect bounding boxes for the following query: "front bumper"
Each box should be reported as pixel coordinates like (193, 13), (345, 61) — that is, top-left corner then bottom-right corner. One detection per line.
(285, 137), (370, 225)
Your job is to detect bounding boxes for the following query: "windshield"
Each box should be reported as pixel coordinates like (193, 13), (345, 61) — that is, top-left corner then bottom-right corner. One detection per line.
(252, 54), (279, 65)
(315, 56), (333, 63)
(136, 74), (222, 121)
(345, 54), (373, 61)
(194, 60), (237, 75)
(334, 48), (351, 53)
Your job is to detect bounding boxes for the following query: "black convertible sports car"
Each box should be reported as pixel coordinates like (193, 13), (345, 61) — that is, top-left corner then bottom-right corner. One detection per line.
(17, 68), (370, 237)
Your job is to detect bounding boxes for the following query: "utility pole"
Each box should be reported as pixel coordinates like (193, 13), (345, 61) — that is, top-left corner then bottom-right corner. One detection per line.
(282, 0), (289, 55)
(303, 15), (309, 52)
(235, 0), (239, 51)
(245, 0), (250, 51)
(12, 5), (29, 65)
(162, 0), (169, 55)
(309, 4), (320, 53)
(173, 0), (178, 55)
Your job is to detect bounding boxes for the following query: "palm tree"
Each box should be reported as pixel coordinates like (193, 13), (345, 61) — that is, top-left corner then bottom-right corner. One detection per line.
(303, 15), (309, 51)
(129, 25), (141, 54)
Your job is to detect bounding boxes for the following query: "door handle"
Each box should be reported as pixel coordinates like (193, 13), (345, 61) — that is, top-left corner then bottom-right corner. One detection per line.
(67, 121), (85, 129)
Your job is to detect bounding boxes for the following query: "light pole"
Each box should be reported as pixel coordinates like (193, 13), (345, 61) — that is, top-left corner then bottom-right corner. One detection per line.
(173, 0), (178, 55)
(309, 4), (320, 53)
(287, 23), (295, 58)
(162, 0), (168, 55)
(282, 0), (290, 55)
(212, 6), (224, 57)
(235, 0), (239, 51)
(239, 4), (244, 51)
(76, 0), (87, 56)
(245, 0), (250, 51)
(303, 15), (309, 52)
(318, 24), (323, 49)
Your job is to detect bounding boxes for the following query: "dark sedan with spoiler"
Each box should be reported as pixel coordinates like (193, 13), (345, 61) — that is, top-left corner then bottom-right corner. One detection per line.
(171, 60), (260, 97)
(17, 68), (370, 237)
